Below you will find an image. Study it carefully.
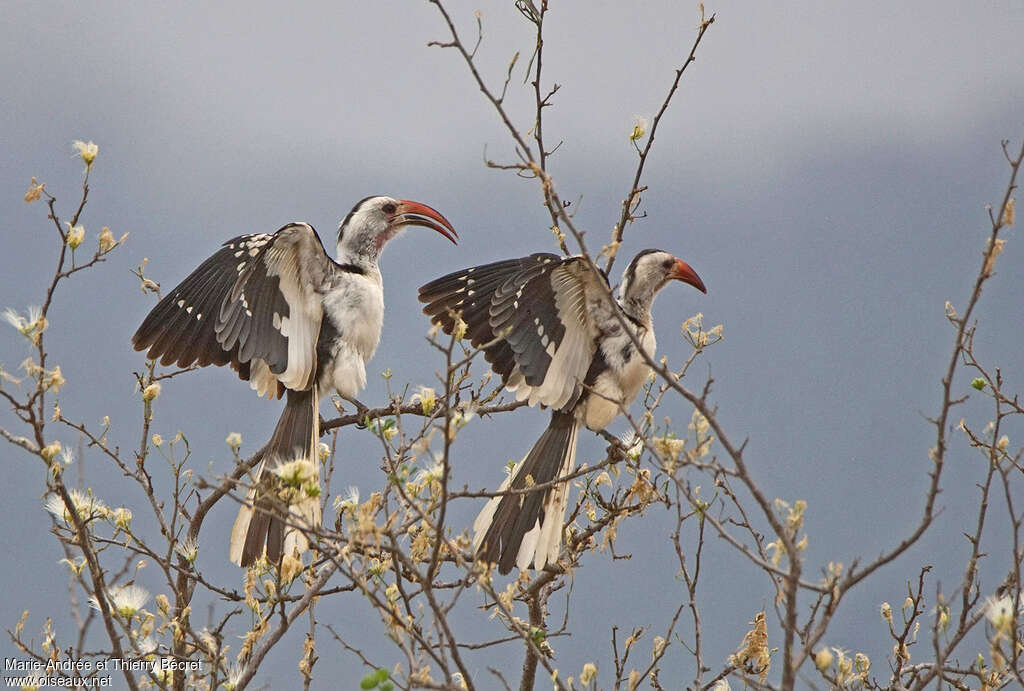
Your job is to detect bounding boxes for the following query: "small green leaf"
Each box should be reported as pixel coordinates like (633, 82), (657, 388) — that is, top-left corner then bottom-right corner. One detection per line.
(375, 668), (390, 682)
(359, 673), (378, 689)
(530, 626), (547, 644)
(971, 378), (986, 390)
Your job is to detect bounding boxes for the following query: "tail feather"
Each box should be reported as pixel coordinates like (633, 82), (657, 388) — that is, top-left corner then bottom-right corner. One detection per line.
(473, 412), (579, 574)
(229, 386), (321, 567)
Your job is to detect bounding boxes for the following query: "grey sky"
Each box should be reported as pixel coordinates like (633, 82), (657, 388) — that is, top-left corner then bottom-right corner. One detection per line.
(2, 1), (1022, 687)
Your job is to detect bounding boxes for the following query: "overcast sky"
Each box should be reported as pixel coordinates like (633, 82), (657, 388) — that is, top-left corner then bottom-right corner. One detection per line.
(2, 1), (1023, 687)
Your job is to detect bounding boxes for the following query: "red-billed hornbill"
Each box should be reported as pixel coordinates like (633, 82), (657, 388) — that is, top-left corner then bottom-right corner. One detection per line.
(132, 196), (456, 567)
(418, 249), (705, 574)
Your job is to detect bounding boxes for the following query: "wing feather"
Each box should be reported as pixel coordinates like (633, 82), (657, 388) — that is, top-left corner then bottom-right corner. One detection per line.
(419, 253), (604, 411)
(133, 224), (332, 397)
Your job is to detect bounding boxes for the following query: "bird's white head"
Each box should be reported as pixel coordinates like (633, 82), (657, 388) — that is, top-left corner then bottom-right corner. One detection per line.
(620, 249), (706, 319)
(336, 196), (457, 263)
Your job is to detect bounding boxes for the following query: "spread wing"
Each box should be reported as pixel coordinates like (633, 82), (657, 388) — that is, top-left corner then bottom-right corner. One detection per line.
(419, 253), (605, 411)
(133, 223), (333, 398)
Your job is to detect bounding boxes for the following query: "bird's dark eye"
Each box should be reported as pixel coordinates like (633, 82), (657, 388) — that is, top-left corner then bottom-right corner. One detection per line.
(662, 258), (674, 269)
(381, 202), (397, 215)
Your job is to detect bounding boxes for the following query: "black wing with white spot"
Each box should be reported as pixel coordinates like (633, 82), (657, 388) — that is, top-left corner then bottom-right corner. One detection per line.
(133, 223), (334, 398)
(419, 253), (604, 411)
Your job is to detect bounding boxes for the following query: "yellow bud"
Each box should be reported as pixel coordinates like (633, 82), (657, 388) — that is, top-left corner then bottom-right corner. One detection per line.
(629, 116), (649, 142)
(65, 223), (85, 249)
(814, 647), (833, 671)
(153, 593), (169, 618)
(41, 441), (62, 462)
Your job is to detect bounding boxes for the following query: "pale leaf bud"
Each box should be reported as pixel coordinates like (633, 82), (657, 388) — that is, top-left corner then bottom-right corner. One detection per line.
(44, 366), (66, 393)
(24, 178), (45, 203)
(98, 226), (117, 253)
(280, 554), (303, 585)
(579, 662), (597, 685)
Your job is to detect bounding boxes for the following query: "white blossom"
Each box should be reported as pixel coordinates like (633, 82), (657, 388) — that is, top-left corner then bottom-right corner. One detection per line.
(985, 594), (1016, 633)
(271, 459), (317, 487)
(411, 385), (437, 415)
(3, 305), (45, 341)
(72, 140), (98, 166)
(175, 535), (199, 563)
(90, 584), (149, 619)
(333, 485), (360, 512)
(413, 460), (445, 486)
(45, 489), (107, 524)
(135, 635), (158, 655)
(142, 382), (161, 402)
(111, 507), (132, 530)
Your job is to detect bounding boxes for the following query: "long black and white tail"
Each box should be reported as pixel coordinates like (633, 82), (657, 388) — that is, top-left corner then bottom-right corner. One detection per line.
(473, 412), (580, 574)
(229, 386), (321, 567)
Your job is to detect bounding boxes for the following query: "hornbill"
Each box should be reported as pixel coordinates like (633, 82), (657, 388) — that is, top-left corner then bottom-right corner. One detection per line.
(418, 249), (705, 574)
(132, 196), (457, 567)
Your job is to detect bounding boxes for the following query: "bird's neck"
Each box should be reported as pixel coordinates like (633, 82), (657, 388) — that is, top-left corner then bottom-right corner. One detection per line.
(335, 241), (382, 277)
(618, 285), (660, 327)
(618, 274), (667, 325)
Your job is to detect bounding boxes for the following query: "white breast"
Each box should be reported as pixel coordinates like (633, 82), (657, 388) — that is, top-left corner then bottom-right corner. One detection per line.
(582, 328), (656, 431)
(618, 329), (656, 401)
(320, 273), (384, 398)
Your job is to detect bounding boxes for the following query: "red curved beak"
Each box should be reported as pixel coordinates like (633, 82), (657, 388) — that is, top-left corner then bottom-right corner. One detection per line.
(396, 200), (458, 244)
(670, 258), (706, 293)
